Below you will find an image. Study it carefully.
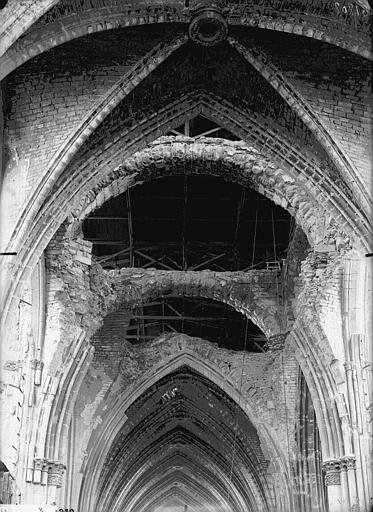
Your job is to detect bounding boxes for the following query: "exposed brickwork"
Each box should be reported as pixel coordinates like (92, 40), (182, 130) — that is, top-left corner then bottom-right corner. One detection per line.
(76, 332), (299, 511)
(0, 8), (371, 511)
(44, 225), (103, 345)
(248, 31), (373, 191)
(74, 40), (333, 164)
(1, 27), (181, 237)
(284, 226), (310, 325)
(35, 222), (300, 510)
(229, 34), (371, 214)
(42, 221), (288, 340)
(2, 24), (370, 334)
(1, 30), (334, 214)
(2, 130), (359, 342)
(74, 137), (358, 250)
(104, 267), (285, 336)
(0, 0), (58, 56)
(90, 308), (131, 379)
(4, 28), (366, 254)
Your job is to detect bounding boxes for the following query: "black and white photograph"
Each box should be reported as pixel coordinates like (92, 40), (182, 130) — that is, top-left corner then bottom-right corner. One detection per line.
(0, 0), (372, 510)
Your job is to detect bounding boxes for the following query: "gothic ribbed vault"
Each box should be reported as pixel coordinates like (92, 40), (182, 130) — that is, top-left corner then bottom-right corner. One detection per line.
(0, 2), (371, 511)
(96, 364), (270, 512)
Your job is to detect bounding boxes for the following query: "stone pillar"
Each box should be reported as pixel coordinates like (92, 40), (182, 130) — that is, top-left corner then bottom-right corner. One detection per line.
(30, 359), (44, 387)
(30, 457), (49, 504)
(32, 458), (47, 485)
(26, 458), (65, 505)
(47, 461), (66, 505)
(322, 460), (342, 512)
(341, 456), (359, 512)
(339, 457), (350, 512)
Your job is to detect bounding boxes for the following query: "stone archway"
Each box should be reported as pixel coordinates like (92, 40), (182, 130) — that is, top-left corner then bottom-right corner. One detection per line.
(1, 0), (370, 79)
(0, 7), (371, 511)
(78, 346), (293, 512)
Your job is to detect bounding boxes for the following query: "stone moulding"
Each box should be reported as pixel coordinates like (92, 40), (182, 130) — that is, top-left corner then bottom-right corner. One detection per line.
(322, 456), (357, 485)
(229, 36), (372, 215)
(1, 0), (370, 78)
(78, 348), (291, 512)
(105, 267), (284, 337)
(188, 7), (228, 46)
(2, 29), (370, 330)
(323, 459), (342, 485)
(2, 33), (188, 265)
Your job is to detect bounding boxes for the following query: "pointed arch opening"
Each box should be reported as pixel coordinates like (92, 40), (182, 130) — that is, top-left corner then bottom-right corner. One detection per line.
(78, 350), (293, 512)
(94, 364), (272, 512)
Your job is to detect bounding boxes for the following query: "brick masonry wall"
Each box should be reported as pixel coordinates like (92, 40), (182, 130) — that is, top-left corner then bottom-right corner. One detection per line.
(250, 31), (372, 189)
(294, 247), (348, 369)
(40, 224), (298, 499)
(1, 26), (180, 239)
(42, 219), (289, 371)
(1, 17), (371, 508)
(1, 0), (370, 79)
(42, 222), (103, 429)
(2, 193), (366, 509)
(2, 24), (369, 249)
(103, 266), (285, 337)
(73, 332), (299, 491)
(0, 216), (302, 506)
(90, 308), (132, 379)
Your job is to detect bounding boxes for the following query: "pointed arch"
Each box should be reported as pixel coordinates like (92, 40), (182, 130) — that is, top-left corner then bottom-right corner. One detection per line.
(289, 318), (347, 461)
(229, 36), (371, 214)
(2, 92), (370, 347)
(1, 1), (370, 78)
(3, 33), (188, 262)
(78, 351), (291, 512)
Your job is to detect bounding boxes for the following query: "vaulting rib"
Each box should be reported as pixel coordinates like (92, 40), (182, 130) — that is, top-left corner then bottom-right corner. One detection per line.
(2, 93), (370, 327)
(94, 364), (270, 512)
(1, 0), (370, 77)
(0, 0), (60, 57)
(3, 33), (187, 257)
(229, 36), (372, 216)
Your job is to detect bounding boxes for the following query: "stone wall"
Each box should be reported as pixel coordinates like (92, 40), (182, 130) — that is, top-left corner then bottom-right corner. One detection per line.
(1, 24), (370, 247)
(1, 27), (179, 240)
(0, 7), (371, 511)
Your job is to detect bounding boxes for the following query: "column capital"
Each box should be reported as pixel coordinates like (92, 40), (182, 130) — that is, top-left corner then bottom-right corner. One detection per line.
(340, 455), (356, 470)
(344, 360), (355, 371)
(33, 457), (48, 469)
(47, 460), (66, 487)
(322, 459), (341, 485)
(32, 457), (49, 484)
(30, 359), (43, 370)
